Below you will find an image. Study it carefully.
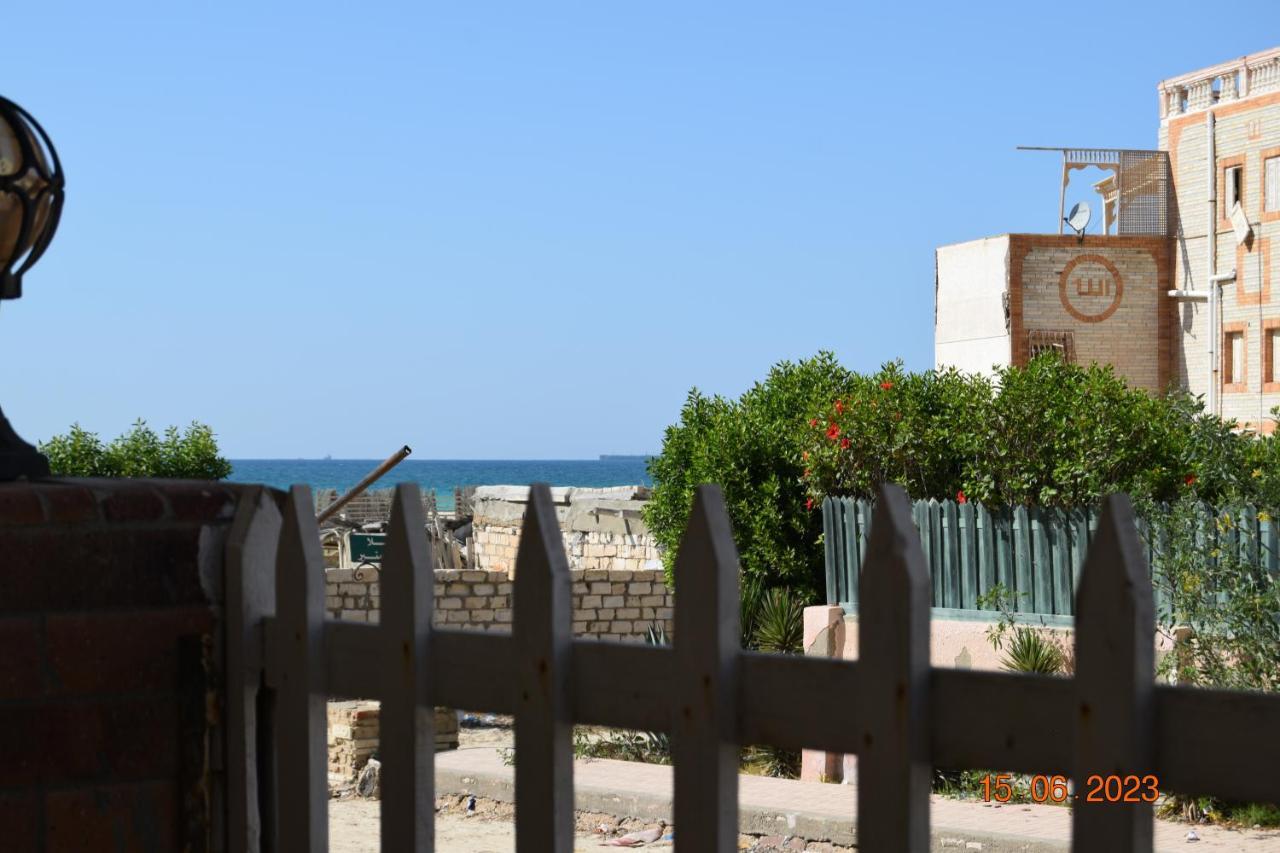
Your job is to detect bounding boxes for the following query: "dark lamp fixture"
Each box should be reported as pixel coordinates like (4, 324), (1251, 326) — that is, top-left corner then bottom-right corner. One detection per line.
(0, 95), (65, 479)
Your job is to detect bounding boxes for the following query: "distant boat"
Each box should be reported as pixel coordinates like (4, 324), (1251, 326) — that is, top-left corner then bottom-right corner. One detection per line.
(324, 454), (333, 461)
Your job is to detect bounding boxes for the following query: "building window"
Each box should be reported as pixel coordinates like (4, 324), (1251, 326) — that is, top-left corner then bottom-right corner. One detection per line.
(1223, 327), (1246, 391)
(1027, 330), (1075, 363)
(1265, 320), (1280, 393)
(1226, 164), (1244, 212)
(1267, 156), (1280, 213)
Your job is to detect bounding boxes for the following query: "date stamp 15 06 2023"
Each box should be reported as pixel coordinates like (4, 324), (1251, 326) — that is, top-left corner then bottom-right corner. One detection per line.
(980, 774), (1160, 804)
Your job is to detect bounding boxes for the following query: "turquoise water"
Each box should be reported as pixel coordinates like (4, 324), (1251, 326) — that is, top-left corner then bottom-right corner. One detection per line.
(228, 458), (653, 510)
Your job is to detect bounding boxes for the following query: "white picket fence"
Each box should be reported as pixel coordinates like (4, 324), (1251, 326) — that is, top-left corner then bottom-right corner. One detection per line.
(225, 481), (1280, 852)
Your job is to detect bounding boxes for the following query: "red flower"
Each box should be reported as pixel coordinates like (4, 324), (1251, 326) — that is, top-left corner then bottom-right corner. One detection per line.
(805, 498), (814, 511)
(840, 437), (850, 450)
(956, 490), (967, 504)
(1185, 473), (1197, 486)
(802, 450), (809, 461)
(880, 381), (894, 391)
(809, 418), (819, 428)
(835, 399), (845, 414)
(826, 422), (840, 440)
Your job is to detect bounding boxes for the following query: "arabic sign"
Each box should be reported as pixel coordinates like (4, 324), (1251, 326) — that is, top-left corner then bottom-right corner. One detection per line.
(1058, 254), (1123, 323)
(350, 532), (385, 564)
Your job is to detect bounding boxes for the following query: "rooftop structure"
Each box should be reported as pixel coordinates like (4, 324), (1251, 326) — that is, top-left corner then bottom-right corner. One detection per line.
(936, 46), (1280, 432)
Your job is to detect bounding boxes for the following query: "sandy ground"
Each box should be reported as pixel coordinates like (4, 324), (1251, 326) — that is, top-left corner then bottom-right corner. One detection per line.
(329, 800), (616, 852)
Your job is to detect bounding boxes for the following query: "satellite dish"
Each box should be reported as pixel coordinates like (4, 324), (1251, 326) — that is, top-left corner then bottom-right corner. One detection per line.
(1064, 202), (1091, 241)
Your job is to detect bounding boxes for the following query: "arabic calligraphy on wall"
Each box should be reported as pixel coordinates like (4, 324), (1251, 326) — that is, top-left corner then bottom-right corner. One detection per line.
(1058, 254), (1124, 323)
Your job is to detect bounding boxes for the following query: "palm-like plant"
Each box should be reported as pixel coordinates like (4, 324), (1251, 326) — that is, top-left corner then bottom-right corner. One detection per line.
(1000, 627), (1064, 674)
(753, 587), (806, 654)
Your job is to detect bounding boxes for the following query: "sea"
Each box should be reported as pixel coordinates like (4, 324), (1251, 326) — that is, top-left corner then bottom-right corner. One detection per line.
(228, 457), (653, 511)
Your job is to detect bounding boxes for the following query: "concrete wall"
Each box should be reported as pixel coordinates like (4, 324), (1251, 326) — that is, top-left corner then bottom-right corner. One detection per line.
(470, 485), (661, 576)
(934, 235), (1012, 377)
(325, 566), (673, 642)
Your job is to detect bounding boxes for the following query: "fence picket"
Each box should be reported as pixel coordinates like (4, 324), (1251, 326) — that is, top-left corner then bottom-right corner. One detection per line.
(225, 488), (281, 853)
(380, 484), (436, 852)
(1049, 509), (1072, 615)
(923, 500), (939, 606)
(959, 502), (977, 609)
(673, 485), (741, 852)
(1263, 510), (1279, 575)
(943, 500), (960, 608)
(1073, 495), (1155, 851)
(844, 499), (859, 608)
(823, 498), (838, 606)
(1031, 508), (1052, 613)
(1070, 509), (1089, 597)
(995, 508), (1013, 598)
(857, 484), (931, 851)
(1013, 506), (1032, 613)
(976, 503), (995, 603)
(513, 483), (576, 852)
(273, 486), (328, 853)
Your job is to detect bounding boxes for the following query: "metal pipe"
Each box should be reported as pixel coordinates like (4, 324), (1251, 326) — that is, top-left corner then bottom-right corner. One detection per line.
(1206, 110), (1218, 417)
(316, 445), (413, 524)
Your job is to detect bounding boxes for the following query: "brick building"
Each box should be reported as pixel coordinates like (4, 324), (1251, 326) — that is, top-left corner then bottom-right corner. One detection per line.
(936, 46), (1280, 430)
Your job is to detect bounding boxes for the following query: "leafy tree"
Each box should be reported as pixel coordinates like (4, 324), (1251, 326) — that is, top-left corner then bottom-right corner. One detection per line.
(40, 419), (232, 480)
(644, 352), (853, 598)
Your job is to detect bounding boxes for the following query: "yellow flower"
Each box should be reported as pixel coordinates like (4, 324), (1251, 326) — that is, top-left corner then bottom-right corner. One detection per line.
(1261, 511), (1272, 523)
(1253, 468), (1264, 478)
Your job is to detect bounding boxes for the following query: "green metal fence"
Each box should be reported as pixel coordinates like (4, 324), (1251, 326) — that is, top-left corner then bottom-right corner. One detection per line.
(823, 497), (1278, 617)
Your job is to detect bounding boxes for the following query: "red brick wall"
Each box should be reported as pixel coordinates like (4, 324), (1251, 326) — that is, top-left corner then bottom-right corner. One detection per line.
(0, 480), (265, 853)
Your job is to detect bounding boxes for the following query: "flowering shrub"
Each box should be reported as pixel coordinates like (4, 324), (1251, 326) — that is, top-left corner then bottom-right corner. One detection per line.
(649, 351), (1280, 596)
(802, 356), (1266, 511)
(644, 353), (853, 598)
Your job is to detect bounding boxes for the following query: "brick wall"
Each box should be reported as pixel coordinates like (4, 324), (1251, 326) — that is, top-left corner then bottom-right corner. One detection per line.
(327, 701), (459, 785)
(325, 566), (673, 641)
(1162, 89), (1280, 426)
(0, 478), (259, 853)
(470, 485), (661, 576)
(1008, 234), (1173, 393)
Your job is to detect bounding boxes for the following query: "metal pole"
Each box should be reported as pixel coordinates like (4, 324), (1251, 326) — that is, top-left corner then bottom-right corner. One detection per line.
(316, 445), (413, 525)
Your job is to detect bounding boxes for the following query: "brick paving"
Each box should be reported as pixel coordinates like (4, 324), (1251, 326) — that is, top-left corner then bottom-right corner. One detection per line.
(435, 747), (1280, 851)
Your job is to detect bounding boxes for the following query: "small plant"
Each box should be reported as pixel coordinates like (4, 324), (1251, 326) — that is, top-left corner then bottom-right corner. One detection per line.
(644, 622), (670, 646)
(752, 587), (806, 654)
(1000, 628), (1064, 675)
(573, 727), (671, 765)
(978, 584), (1068, 676)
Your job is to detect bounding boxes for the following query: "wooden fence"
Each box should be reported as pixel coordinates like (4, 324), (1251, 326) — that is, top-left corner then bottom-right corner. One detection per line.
(227, 481), (1280, 852)
(825, 496), (1280, 616)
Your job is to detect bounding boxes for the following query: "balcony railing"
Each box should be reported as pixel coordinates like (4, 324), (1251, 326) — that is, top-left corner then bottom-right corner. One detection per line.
(1159, 47), (1280, 119)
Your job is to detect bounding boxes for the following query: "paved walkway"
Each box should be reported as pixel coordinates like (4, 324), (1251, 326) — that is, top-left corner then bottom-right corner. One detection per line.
(435, 747), (1280, 851)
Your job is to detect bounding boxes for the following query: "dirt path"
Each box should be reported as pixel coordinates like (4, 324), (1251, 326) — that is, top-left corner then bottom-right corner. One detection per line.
(329, 799), (625, 852)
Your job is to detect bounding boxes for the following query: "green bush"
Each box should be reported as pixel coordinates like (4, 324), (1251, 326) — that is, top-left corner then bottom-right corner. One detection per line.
(802, 355), (1269, 510)
(644, 352), (853, 598)
(647, 350), (1280, 597)
(40, 419), (232, 480)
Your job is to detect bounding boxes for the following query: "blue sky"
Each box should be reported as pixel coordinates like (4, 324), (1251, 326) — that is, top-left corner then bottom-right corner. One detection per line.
(4, 2), (1275, 458)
